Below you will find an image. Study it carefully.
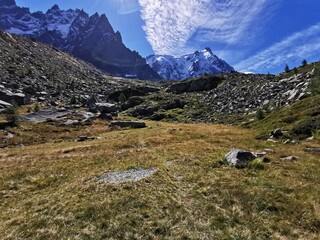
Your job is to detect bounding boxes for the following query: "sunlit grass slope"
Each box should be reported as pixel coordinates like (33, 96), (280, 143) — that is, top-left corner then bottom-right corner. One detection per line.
(0, 120), (319, 239)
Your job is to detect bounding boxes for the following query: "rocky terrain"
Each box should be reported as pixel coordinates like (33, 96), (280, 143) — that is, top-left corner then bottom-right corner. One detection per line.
(122, 70), (316, 124)
(0, 0), (160, 80)
(1, 29), (319, 128)
(0, 30), (160, 115)
(147, 48), (235, 80)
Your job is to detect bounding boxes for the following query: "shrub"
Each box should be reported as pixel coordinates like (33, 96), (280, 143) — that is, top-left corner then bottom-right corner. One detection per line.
(4, 103), (20, 127)
(291, 117), (320, 137)
(256, 108), (265, 120)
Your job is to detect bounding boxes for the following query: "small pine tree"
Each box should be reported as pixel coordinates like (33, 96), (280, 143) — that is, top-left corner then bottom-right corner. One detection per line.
(4, 103), (20, 127)
(293, 67), (298, 74)
(302, 59), (307, 67)
(284, 64), (290, 73)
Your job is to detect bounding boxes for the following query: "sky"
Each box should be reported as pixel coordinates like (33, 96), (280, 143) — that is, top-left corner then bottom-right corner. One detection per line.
(15, 0), (320, 74)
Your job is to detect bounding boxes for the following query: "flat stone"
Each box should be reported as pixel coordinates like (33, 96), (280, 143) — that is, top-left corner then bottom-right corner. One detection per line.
(280, 156), (300, 161)
(22, 108), (71, 123)
(97, 168), (157, 184)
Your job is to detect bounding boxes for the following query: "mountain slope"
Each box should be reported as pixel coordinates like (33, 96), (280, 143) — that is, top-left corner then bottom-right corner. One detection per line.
(147, 48), (235, 80)
(0, 29), (156, 109)
(0, 0), (160, 80)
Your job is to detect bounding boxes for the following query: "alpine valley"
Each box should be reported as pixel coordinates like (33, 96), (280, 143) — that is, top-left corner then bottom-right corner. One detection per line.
(0, 1), (320, 239)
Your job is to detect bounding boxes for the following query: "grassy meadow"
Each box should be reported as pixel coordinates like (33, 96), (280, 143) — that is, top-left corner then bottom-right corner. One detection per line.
(0, 119), (319, 239)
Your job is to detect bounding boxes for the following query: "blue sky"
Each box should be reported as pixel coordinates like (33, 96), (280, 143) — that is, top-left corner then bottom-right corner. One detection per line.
(16, 0), (320, 74)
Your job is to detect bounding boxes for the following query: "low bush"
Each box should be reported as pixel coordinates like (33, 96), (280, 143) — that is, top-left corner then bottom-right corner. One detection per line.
(3, 104), (20, 127)
(291, 117), (320, 137)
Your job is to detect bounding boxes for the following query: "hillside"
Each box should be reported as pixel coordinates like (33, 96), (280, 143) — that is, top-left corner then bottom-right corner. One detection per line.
(0, 30), (160, 112)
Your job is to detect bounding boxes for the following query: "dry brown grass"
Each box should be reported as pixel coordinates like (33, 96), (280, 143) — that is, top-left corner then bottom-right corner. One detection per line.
(0, 120), (319, 239)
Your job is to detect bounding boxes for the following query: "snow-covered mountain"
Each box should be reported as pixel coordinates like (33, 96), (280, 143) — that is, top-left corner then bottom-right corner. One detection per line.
(147, 48), (235, 80)
(0, 0), (160, 80)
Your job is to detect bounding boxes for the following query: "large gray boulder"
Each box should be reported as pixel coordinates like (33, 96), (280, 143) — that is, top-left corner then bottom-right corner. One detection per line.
(93, 103), (118, 113)
(225, 148), (256, 166)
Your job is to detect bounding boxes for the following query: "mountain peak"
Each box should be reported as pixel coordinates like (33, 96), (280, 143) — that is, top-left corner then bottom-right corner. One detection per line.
(50, 4), (60, 11)
(147, 50), (235, 80)
(0, 0), (16, 7)
(204, 47), (213, 54)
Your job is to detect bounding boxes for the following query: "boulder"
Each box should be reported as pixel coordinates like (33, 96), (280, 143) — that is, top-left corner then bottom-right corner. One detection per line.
(225, 148), (256, 166)
(109, 121), (147, 129)
(93, 103), (118, 113)
(166, 76), (222, 93)
(0, 100), (12, 108)
(271, 128), (283, 138)
(98, 112), (113, 120)
(0, 91), (27, 106)
(127, 105), (158, 118)
(121, 96), (145, 110)
(23, 86), (36, 95)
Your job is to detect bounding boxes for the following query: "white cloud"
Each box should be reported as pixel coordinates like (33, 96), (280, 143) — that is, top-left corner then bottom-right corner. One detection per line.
(138, 0), (275, 55)
(235, 23), (320, 72)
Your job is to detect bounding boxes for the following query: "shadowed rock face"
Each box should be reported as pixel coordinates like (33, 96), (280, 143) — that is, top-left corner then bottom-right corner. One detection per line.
(165, 75), (222, 93)
(0, 1), (161, 80)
